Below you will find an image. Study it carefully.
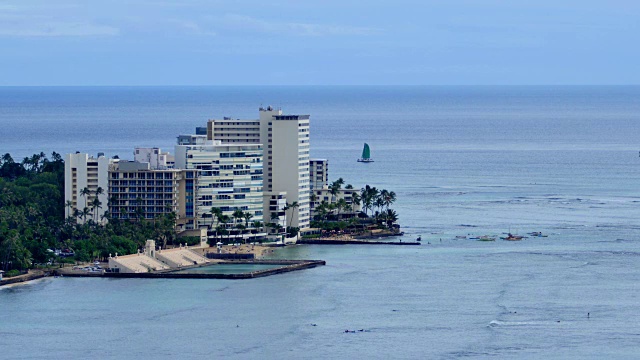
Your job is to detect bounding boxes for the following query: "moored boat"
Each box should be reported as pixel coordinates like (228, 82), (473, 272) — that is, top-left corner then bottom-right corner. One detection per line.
(501, 233), (525, 241)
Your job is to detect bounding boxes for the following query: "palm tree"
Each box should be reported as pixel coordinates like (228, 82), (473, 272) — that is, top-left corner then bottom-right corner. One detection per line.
(232, 209), (244, 240)
(235, 224), (247, 243)
(219, 214), (231, 243)
(284, 201), (299, 228)
(81, 207), (91, 223)
(378, 189), (396, 211)
(351, 192), (361, 209)
(374, 197), (385, 216)
(360, 185), (378, 216)
(384, 209), (398, 228)
(329, 178), (344, 203)
(243, 212), (253, 230)
(327, 202), (337, 218)
(335, 198), (348, 218)
(210, 207), (222, 229)
(270, 212), (280, 231)
(345, 204), (353, 214)
(91, 197), (102, 223)
(79, 187), (92, 211)
(216, 225), (228, 244)
(315, 201), (330, 224)
(251, 221), (263, 234)
(65, 200), (73, 218)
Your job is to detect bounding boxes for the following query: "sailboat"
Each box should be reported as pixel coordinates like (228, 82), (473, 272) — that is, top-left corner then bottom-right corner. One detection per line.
(357, 143), (374, 163)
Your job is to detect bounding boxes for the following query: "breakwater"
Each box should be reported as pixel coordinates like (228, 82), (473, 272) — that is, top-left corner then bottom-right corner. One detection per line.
(0, 270), (48, 286)
(55, 260), (325, 280)
(298, 239), (420, 245)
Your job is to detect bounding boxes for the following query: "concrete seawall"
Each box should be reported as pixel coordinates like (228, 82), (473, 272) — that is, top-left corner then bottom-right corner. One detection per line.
(298, 239), (420, 245)
(0, 270), (48, 287)
(55, 260), (325, 280)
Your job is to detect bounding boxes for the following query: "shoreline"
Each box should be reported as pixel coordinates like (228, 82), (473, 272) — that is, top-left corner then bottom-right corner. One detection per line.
(1, 237), (412, 286)
(0, 270), (49, 287)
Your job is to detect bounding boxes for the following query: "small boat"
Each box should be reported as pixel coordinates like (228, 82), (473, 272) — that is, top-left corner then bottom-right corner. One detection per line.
(478, 235), (496, 241)
(455, 235), (467, 239)
(357, 143), (374, 163)
(501, 233), (525, 241)
(527, 232), (548, 237)
(416, 236), (422, 242)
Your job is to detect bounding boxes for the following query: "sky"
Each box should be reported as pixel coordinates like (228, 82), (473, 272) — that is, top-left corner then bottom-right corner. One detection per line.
(0, 0), (638, 86)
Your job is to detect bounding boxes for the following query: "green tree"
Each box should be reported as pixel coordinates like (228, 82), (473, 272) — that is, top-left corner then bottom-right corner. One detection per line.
(284, 201), (299, 228)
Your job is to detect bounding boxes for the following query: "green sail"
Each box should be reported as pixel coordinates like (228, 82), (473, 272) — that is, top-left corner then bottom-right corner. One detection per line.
(362, 143), (371, 159)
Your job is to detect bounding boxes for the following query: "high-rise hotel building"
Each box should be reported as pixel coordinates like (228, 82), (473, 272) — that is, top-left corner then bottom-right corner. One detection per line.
(206, 107), (311, 229)
(174, 141), (265, 240)
(64, 152), (110, 223)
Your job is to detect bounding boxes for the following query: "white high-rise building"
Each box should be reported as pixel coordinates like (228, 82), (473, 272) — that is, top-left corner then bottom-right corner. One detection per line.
(64, 152), (110, 224)
(207, 107), (311, 229)
(174, 140), (265, 241)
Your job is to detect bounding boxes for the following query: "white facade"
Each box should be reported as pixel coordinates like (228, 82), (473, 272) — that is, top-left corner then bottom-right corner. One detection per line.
(260, 107), (310, 229)
(206, 107), (311, 229)
(134, 147), (171, 169)
(175, 141), (265, 239)
(64, 153), (110, 224)
(207, 118), (261, 144)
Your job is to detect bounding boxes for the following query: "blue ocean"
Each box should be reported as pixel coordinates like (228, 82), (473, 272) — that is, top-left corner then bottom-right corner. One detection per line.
(1, 86), (640, 359)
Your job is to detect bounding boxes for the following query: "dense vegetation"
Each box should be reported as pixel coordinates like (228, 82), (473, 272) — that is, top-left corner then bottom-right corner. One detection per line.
(310, 178), (399, 233)
(0, 153), (178, 273)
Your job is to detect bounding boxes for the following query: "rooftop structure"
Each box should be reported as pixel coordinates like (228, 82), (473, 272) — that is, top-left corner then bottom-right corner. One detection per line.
(134, 147), (173, 170)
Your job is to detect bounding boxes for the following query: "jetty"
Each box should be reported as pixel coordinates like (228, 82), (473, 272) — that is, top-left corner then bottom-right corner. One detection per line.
(55, 259), (325, 280)
(298, 239), (419, 245)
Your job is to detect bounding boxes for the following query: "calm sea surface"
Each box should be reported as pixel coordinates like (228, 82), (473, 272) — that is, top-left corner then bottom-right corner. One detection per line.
(1, 86), (640, 359)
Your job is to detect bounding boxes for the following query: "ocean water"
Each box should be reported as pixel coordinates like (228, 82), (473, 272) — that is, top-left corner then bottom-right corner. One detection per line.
(1, 86), (640, 359)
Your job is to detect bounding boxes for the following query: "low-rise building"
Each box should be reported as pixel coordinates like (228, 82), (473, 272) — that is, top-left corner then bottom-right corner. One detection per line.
(310, 188), (362, 219)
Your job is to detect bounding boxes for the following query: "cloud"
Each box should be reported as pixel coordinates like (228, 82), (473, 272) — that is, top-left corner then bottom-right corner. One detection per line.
(166, 19), (217, 36)
(0, 2), (119, 37)
(217, 14), (380, 37)
(0, 21), (119, 37)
